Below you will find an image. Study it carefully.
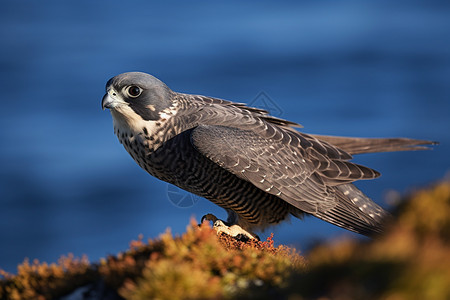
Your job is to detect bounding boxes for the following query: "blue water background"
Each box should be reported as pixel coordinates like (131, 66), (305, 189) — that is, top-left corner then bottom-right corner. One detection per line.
(1, 1), (449, 273)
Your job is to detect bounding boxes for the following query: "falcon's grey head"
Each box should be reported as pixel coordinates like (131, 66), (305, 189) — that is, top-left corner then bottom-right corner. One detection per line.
(102, 72), (174, 121)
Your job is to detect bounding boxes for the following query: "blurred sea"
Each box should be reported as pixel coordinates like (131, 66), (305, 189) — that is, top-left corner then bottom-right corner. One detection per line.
(1, 1), (449, 273)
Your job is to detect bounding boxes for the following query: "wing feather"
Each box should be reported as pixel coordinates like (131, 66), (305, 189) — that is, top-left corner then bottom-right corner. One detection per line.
(190, 124), (379, 214)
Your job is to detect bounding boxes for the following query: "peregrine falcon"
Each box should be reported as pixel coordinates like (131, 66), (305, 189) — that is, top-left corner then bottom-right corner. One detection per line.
(102, 72), (434, 237)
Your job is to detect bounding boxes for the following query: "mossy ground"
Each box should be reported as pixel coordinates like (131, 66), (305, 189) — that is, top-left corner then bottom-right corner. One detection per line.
(1, 180), (449, 300)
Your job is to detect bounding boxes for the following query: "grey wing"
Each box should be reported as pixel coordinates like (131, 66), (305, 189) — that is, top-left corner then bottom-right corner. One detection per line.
(190, 124), (379, 216)
(315, 183), (390, 235)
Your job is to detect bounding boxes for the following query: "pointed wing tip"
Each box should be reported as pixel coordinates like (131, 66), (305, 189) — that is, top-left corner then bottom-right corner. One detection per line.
(374, 169), (381, 178)
(403, 139), (439, 151)
(430, 140), (439, 146)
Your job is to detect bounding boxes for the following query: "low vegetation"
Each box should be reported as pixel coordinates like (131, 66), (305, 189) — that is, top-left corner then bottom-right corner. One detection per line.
(1, 180), (449, 299)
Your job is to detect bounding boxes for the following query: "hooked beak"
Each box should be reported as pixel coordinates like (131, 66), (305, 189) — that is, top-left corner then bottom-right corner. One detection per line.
(102, 93), (113, 110)
(102, 89), (127, 110)
(102, 93), (114, 110)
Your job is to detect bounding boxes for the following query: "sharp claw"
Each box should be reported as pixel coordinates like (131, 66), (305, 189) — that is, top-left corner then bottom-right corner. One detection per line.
(200, 214), (259, 241)
(214, 220), (259, 241)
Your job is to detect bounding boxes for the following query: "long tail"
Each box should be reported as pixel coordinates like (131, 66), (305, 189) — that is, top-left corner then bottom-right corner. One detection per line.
(311, 135), (437, 155)
(313, 183), (391, 236)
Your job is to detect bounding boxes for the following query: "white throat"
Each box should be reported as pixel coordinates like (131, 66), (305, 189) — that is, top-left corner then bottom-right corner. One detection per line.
(111, 105), (159, 137)
(110, 103), (179, 144)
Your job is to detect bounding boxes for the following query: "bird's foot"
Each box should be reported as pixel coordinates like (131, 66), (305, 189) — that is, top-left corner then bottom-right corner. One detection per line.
(201, 214), (259, 241)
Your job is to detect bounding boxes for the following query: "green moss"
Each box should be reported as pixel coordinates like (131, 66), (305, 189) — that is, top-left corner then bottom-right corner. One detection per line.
(1, 180), (449, 299)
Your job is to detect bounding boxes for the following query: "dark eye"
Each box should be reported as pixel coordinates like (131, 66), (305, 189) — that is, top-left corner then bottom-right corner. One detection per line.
(126, 85), (142, 98)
